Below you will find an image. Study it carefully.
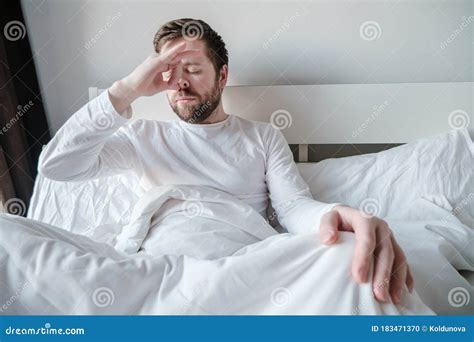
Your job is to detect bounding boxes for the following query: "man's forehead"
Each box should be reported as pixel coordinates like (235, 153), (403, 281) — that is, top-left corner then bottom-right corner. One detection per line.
(161, 38), (208, 64)
(161, 38), (204, 52)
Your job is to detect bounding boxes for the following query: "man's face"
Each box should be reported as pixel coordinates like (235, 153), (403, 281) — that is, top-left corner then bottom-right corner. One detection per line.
(161, 38), (222, 123)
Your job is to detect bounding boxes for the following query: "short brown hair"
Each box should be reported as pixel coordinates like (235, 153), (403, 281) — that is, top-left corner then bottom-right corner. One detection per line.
(153, 18), (228, 75)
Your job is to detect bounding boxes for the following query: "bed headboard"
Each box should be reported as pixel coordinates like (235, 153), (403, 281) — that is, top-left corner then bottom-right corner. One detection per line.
(89, 82), (472, 162)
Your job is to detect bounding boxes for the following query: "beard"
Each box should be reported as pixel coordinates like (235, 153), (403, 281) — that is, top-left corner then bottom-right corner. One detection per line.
(168, 82), (221, 124)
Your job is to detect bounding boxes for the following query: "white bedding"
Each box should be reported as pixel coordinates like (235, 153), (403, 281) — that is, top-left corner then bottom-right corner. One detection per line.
(297, 128), (474, 229)
(5, 128), (471, 315)
(27, 128), (474, 233)
(0, 184), (446, 315)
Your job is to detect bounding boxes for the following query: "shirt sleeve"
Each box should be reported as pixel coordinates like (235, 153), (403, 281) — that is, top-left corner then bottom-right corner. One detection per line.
(38, 89), (143, 182)
(264, 125), (341, 235)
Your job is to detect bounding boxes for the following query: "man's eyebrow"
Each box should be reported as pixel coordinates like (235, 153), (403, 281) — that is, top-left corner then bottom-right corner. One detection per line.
(182, 62), (201, 66)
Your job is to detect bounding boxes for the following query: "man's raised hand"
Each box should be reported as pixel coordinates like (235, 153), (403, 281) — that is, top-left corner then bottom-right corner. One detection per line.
(108, 42), (201, 113)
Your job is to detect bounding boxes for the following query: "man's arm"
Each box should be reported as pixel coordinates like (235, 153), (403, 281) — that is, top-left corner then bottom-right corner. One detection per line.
(264, 126), (341, 235)
(39, 42), (201, 182)
(38, 89), (140, 181)
(264, 126), (414, 304)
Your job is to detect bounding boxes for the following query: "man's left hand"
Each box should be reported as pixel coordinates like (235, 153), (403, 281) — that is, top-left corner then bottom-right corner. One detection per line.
(319, 204), (414, 304)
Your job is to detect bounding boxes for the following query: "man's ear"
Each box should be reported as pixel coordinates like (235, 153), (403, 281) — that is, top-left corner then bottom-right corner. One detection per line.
(218, 65), (228, 90)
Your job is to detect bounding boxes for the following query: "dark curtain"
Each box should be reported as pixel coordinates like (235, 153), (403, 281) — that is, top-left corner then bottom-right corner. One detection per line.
(0, 1), (50, 215)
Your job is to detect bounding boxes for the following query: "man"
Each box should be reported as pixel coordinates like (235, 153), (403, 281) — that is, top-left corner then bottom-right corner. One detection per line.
(39, 18), (413, 305)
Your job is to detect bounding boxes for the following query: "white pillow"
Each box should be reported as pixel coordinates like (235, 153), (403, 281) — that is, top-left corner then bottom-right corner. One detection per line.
(298, 129), (474, 228)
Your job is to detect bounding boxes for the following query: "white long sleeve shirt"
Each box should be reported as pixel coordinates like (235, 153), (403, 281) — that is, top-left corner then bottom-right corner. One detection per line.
(38, 90), (339, 235)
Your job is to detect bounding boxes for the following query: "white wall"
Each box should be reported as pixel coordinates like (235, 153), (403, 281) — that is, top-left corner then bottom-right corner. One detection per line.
(22, 0), (473, 135)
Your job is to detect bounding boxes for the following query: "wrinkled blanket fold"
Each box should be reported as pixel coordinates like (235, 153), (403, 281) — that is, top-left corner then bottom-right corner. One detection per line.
(2, 185), (469, 315)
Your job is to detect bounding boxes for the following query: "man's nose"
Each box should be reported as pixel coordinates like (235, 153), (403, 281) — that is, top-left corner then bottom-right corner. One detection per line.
(177, 78), (190, 90)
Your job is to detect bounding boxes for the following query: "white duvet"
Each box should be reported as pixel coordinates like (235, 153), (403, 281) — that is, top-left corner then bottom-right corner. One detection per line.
(2, 184), (472, 315)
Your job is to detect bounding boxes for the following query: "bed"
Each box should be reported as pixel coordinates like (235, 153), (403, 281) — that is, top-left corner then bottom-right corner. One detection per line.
(0, 82), (472, 315)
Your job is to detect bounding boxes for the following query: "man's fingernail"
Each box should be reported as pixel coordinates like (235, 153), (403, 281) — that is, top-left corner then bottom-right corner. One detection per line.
(323, 232), (335, 243)
(374, 287), (386, 302)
